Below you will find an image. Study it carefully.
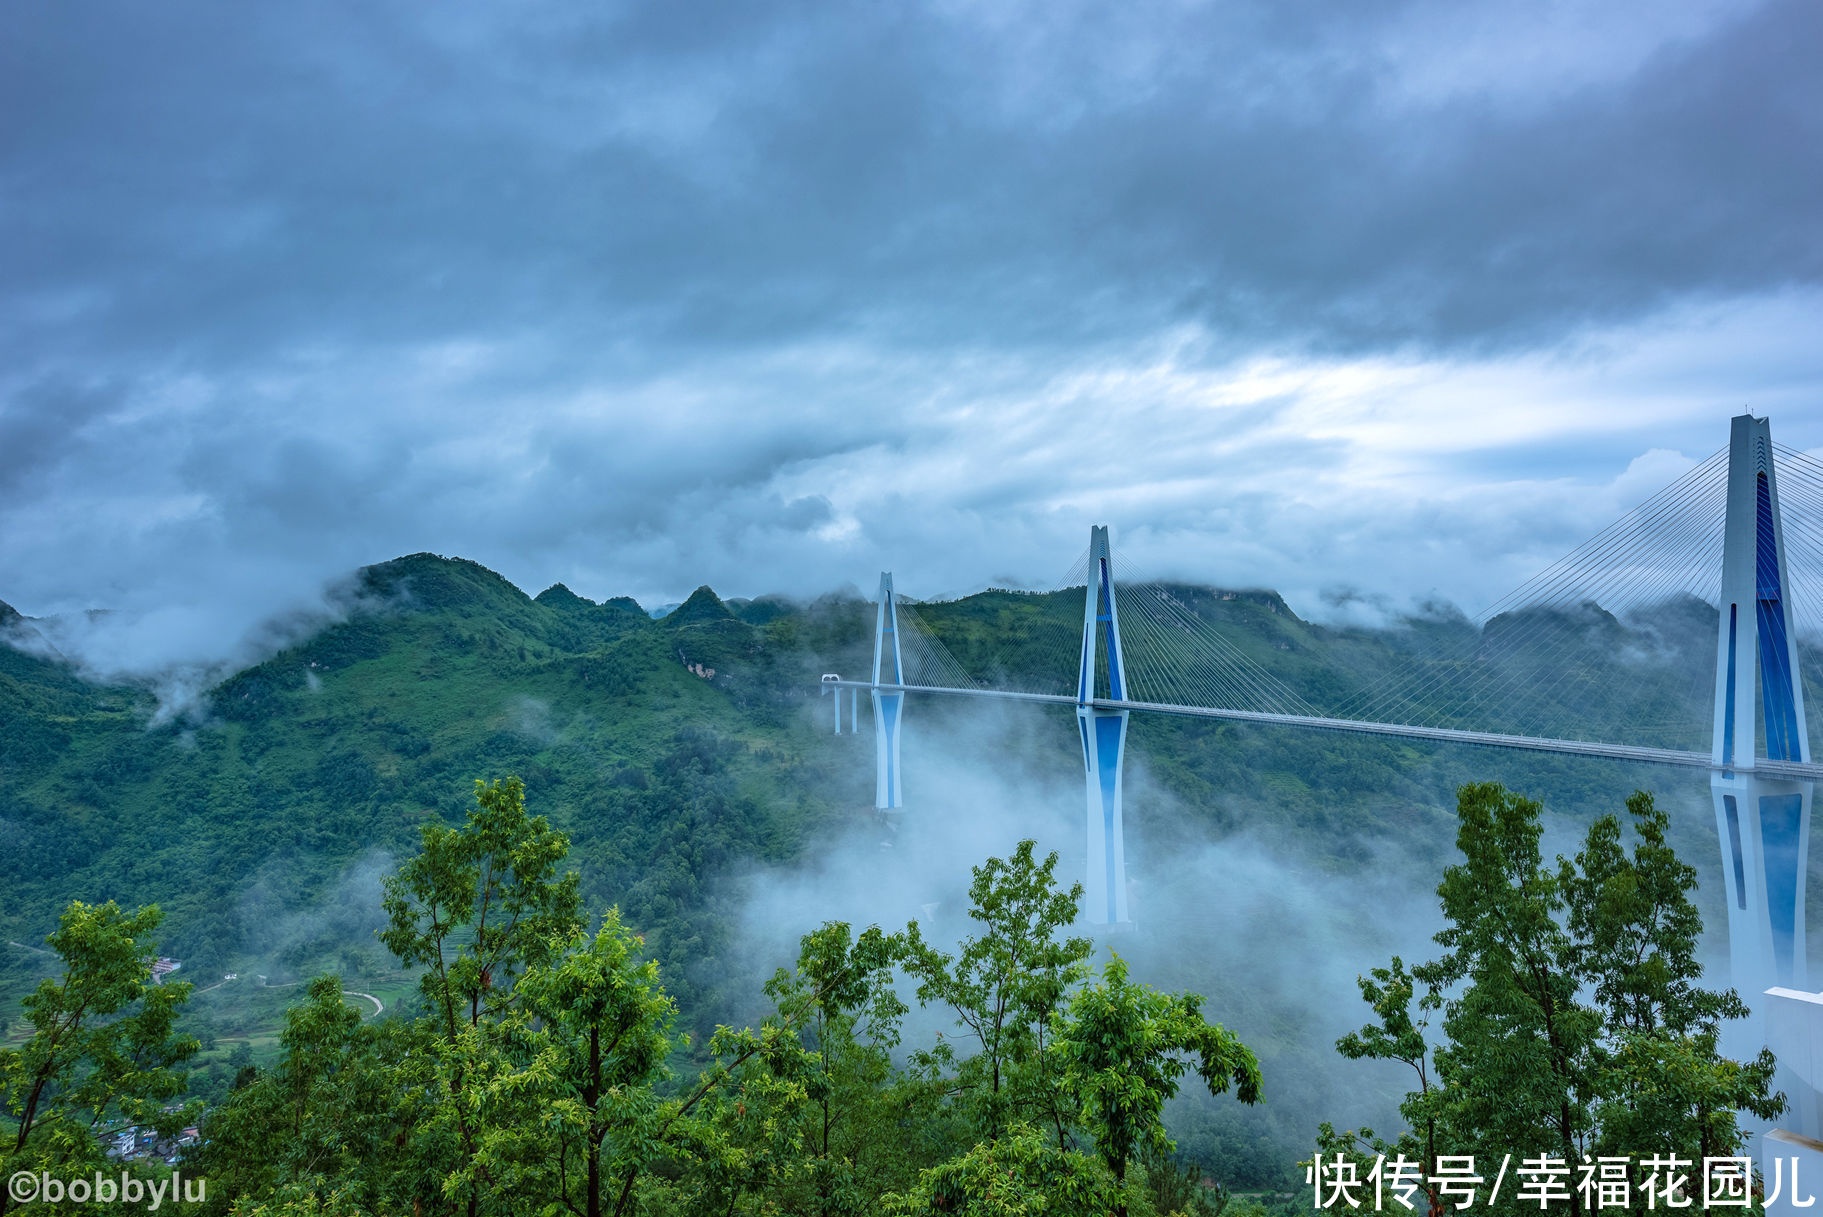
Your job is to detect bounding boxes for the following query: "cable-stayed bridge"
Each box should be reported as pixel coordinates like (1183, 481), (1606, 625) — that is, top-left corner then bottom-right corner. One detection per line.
(819, 413), (1823, 1148)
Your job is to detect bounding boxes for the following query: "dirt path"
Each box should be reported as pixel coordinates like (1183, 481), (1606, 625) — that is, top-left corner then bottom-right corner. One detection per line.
(5, 940), (54, 957)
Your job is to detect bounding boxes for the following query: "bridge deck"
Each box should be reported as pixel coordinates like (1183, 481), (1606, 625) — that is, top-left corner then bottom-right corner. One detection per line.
(824, 680), (1823, 782)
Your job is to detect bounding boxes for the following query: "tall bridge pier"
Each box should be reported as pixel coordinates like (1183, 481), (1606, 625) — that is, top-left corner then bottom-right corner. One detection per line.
(1079, 525), (1133, 926)
(873, 572), (905, 810)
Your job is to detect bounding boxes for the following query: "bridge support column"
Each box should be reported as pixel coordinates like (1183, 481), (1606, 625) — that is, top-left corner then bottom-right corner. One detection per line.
(874, 572), (905, 810)
(1079, 525), (1132, 926)
(1711, 413), (1818, 1143)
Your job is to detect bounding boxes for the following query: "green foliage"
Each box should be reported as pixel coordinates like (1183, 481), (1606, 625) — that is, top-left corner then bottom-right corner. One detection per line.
(902, 840), (1093, 1145)
(376, 776), (590, 1216)
(883, 1123), (1113, 1217)
(1566, 793), (1784, 1169)
(647, 919), (928, 1217)
(1328, 954), (1449, 1204)
(1137, 1140), (1230, 1217)
(1, 552), (1742, 1008)
(188, 974), (417, 1213)
(197, 782), (941, 1217)
(509, 913), (680, 1217)
(381, 776), (584, 1034)
(227, 1182), (374, 1217)
(1328, 784), (1782, 1215)
(748, 921), (916, 1215)
(888, 841), (1257, 1217)
(178, 809), (1280, 1216)
(12, 768), (1758, 1217)
(0, 900), (200, 1215)
(1052, 952), (1262, 1216)
(1563, 792), (1735, 1037)
(1430, 783), (1604, 1169)
(1, 555), (875, 1032)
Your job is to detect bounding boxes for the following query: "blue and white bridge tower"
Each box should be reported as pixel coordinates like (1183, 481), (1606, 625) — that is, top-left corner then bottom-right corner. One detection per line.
(873, 571), (906, 810)
(1712, 416), (1822, 1157)
(1714, 413), (1813, 1008)
(1079, 525), (1132, 926)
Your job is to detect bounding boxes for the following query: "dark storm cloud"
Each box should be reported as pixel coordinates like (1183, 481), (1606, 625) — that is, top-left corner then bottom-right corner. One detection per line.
(0, 377), (126, 495)
(3, 0), (1817, 373)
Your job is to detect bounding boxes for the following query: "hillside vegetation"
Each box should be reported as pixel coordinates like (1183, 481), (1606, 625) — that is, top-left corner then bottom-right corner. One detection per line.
(0, 553), (1809, 1197)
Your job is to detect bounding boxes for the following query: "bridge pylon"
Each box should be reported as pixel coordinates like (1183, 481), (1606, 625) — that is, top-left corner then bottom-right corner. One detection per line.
(874, 572), (905, 809)
(1079, 525), (1133, 926)
(1711, 414), (1818, 1141)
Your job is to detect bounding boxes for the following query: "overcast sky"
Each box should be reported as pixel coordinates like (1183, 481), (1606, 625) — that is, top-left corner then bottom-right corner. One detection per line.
(3, 0), (1821, 680)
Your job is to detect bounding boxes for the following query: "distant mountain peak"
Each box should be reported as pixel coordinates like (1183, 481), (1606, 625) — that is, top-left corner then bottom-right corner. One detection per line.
(729, 594), (798, 626)
(356, 553), (535, 612)
(537, 582), (649, 622)
(664, 585), (736, 628)
(534, 583), (595, 609)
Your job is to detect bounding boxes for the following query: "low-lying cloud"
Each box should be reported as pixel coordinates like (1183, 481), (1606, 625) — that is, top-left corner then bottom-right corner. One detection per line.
(727, 698), (1451, 1150)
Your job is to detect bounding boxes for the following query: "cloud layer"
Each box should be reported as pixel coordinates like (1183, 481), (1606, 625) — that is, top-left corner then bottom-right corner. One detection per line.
(4, 0), (1822, 675)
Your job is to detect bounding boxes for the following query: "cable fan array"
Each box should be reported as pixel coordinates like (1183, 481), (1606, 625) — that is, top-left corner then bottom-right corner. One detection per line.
(1770, 444), (1823, 649)
(879, 542), (1318, 719)
(861, 440), (1823, 757)
(1326, 448), (1732, 748)
(888, 599), (981, 690)
(883, 548), (1100, 698)
(1102, 564), (1317, 717)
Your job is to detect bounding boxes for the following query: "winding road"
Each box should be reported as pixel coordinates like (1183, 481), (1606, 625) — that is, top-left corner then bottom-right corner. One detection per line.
(190, 973), (384, 1016)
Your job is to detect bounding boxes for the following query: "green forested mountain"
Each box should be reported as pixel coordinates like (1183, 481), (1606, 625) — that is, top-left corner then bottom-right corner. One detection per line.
(0, 553), (1803, 1200)
(3, 555), (878, 1015)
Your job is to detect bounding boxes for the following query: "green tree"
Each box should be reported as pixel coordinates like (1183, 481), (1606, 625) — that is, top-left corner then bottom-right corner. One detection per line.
(378, 775), (585, 1217)
(1565, 791), (1782, 1182)
(628, 990), (876, 1217)
(227, 1181), (372, 1217)
(371, 776), (871, 1217)
(763, 921), (916, 1215)
(191, 976), (415, 1215)
(1137, 1138), (1230, 1217)
(226, 1042), (257, 1091)
(1322, 953), (1453, 1216)
(901, 840), (1093, 1146)
(0, 900), (200, 1216)
(1564, 791), (1735, 1037)
(1051, 952), (1262, 1217)
(657, 920), (922, 1217)
(508, 912), (679, 1217)
(1331, 784), (1783, 1217)
(380, 777), (584, 1034)
(1428, 782), (1602, 1201)
(883, 1122), (1112, 1217)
